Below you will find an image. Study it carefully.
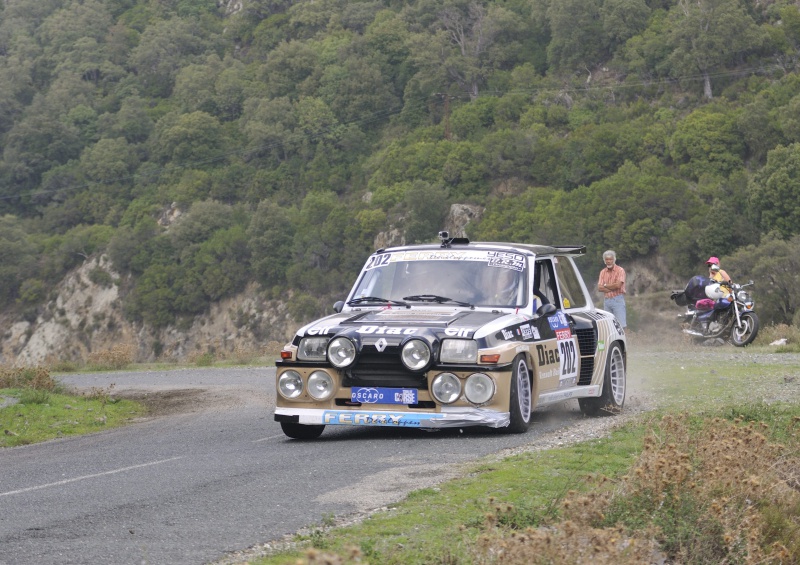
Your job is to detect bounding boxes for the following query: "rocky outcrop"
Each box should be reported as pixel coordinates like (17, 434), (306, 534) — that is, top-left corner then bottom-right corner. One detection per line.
(0, 257), (298, 366)
(444, 203), (482, 238)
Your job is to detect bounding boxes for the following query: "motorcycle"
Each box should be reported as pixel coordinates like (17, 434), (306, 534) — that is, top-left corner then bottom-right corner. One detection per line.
(670, 275), (759, 346)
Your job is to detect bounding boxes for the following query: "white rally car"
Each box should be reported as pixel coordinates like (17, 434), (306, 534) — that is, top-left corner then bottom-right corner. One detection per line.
(274, 233), (626, 439)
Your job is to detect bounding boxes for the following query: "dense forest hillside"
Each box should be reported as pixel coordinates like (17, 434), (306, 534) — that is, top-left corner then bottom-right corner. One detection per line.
(1, 0), (799, 362)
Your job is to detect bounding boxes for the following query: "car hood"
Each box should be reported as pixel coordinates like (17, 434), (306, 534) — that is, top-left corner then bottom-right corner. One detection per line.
(297, 308), (511, 340)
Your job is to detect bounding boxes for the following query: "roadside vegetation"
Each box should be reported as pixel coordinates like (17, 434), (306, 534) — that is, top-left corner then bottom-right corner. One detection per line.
(249, 336), (800, 565)
(2, 0), (800, 354)
(0, 365), (146, 448)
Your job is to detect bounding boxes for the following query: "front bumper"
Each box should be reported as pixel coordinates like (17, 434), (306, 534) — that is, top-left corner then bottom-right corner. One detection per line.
(275, 406), (510, 429)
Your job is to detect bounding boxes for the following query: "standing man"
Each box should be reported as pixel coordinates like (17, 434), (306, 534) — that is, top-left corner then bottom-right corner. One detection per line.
(598, 249), (627, 329)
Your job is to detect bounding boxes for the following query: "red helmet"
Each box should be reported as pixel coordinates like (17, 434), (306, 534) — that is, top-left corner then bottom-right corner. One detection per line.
(705, 256), (720, 265)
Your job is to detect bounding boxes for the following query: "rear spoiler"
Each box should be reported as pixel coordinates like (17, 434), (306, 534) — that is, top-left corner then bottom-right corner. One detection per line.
(553, 245), (587, 256)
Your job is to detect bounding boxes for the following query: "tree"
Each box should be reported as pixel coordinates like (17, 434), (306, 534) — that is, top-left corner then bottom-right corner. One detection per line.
(128, 17), (210, 97)
(749, 143), (800, 238)
(247, 200), (296, 288)
(669, 107), (745, 180)
(544, 0), (607, 73)
(601, 0), (650, 52)
(726, 234), (800, 327)
(408, 0), (520, 101)
(150, 111), (225, 167)
(0, 214), (38, 307)
(665, 0), (763, 99)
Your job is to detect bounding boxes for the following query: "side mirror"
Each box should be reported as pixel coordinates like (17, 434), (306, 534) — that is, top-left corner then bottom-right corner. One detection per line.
(333, 300), (344, 313)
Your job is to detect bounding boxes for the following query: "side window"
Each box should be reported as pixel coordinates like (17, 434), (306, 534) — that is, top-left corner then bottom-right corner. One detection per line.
(534, 259), (559, 307)
(553, 256), (588, 309)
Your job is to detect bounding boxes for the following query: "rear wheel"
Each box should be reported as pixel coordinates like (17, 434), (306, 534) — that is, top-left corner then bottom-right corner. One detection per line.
(579, 343), (626, 417)
(731, 312), (759, 347)
(506, 355), (533, 433)
(280, 422), (325, 440)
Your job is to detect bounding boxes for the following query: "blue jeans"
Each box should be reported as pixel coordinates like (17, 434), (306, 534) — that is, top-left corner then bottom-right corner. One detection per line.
(604, 295), (627, 328)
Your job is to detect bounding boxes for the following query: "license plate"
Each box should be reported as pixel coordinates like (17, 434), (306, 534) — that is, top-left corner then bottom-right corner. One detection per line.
(351, 387), (418, 405)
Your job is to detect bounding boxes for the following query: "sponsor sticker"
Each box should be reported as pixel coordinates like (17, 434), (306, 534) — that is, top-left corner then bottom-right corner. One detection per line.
(547, 312), (570, 331)
(357, 325), (418, 335)
(351, 387), (418, 405)
(322, 411), (444, 427)
(520, 323), (540, 341)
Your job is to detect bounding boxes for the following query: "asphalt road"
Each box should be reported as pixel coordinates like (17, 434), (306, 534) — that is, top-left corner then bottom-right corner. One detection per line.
(0, 366), (603, 565)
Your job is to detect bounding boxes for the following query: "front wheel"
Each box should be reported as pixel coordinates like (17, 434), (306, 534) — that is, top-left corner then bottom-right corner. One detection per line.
(505, 355), (533, 433)
(281, 422), (325, 440)
(731, 311), (759, 347)
(579, 343), (626, 417)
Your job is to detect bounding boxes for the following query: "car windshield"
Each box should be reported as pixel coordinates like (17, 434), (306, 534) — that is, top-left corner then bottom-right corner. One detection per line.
(350, 250), (528, 308)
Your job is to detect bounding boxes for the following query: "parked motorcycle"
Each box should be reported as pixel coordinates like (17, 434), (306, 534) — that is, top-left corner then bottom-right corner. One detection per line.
(670, 275), (759, 346)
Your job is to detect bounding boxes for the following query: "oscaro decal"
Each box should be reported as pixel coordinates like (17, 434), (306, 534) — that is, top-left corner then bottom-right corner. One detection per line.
(357, 326), (418, 335)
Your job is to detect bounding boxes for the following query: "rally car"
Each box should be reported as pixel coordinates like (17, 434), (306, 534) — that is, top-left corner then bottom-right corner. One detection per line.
(274, 232), (627, 439)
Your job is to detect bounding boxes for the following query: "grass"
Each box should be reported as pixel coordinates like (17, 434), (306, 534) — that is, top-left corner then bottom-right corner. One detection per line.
(0, 366), (147, 447)
(49, 342), (285, 373)
(246, 339), (800, 565)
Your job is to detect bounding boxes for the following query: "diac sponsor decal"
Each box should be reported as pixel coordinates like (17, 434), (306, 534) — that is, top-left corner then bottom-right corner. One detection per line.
(357, 325), (418, 335)
(536, 343), (560, 366)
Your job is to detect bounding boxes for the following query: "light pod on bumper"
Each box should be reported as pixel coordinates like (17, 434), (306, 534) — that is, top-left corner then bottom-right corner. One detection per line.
(431, 372), (461, 404)
(464, 373), (495, 405)
(278, 370), (303, 399)
(307, 371), (335, 401)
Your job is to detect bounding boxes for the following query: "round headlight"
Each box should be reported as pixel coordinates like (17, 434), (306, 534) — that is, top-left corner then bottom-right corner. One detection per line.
(328, 337), (357, 368)
(278, 370), (303, 399)
(737, 290), (749, 302)
(401, 339), (431, 371)
(307, 371), (335, 401)
(431, 373), (461, 404)
(465, 373), (495, 405)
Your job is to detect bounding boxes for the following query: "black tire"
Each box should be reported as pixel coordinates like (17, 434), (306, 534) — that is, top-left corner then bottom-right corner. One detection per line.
(730, 311), (759, 347)
(505, 355), (533, 433)
(579, 343), (626, 417)
(281, 422), (325, 440)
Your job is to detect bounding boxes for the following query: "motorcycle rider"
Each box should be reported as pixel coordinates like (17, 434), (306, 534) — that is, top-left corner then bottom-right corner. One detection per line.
(706, 256), (731, 284)
(706, 256), (732, 298)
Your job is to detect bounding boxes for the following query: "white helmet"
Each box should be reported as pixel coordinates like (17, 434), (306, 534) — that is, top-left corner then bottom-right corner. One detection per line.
(705, 283), (724, 300)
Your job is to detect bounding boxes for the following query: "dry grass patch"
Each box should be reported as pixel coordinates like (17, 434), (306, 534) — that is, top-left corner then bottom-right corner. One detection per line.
(474, 411), (800, 565)
(86, 343), (136, 370)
